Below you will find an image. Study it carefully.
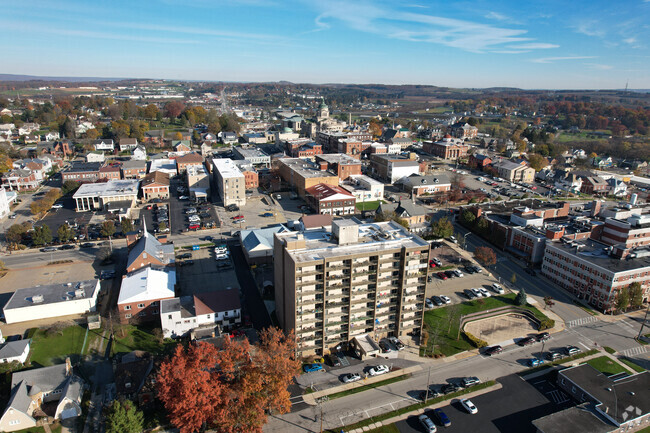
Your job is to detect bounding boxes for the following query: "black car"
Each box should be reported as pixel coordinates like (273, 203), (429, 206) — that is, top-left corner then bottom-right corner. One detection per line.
(525, 268), (537, 276)
(178, 260), (194, 267)
(485, 345), (503, 356)
(432, 296), (444, 306)
(463, 289), (477, 299)
(444, 270), (455, 278)
(441, 383), (461, 395)
(59, 244), (75, 250)
(100, 270), (116, 279)
(178, 253), (192, 259)
(535, 332), (551, 342)
(6, 335), (22, 342)
(325, 354), (342, 367)
(80, 242), (94, 248)
(464, 266), (476, 274)
(427, 275), (433, 283)
(518, 337), (537, 347)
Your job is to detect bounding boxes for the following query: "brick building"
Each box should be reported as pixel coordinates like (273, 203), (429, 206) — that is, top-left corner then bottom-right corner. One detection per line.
(141, 171), (170, 201)
(126, 229), (175, 273)
(424, 135), (470, 160)
(117, 267), (176, 323)
(175, 152), (204, 174)
(305, 183), (356, 216)
(315, 154), (362, 180)
(277, 158), (339, 199)
(99, 164), (121, 180)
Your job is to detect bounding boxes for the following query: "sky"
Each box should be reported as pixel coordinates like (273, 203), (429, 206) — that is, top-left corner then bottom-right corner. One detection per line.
(3, 0), (650, 89)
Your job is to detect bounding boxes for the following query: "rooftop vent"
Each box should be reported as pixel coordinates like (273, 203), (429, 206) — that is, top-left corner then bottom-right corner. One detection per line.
(31, 295), (44, 304)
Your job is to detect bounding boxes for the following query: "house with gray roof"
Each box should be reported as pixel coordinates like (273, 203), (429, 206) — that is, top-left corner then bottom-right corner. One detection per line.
(239, 225), (290, 265)
(0, 340), (31, 364)
(0, 360), (84, 431)
(126, 227), (175, 273)
(399, 173), (451, 197)
(377, 200), (430, 233)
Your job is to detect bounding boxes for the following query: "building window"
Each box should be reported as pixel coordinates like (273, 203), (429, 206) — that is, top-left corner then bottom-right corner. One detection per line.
(125, 314), (132, 319)
(137, 303), (145, 308)
(124, 305), (132, 311)
(168, 314), (172, 319)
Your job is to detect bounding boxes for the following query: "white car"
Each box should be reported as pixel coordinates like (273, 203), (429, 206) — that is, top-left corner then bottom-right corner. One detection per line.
(478, 287), (490, 297)
(188, 216), (200, 222)
(214, 246), (228, 254)
(471, 288), (483, 298)
(215, 253), (229, 260)
(51, 203), (63, 209)
(453, 269), (464, 278)
(179, 195), (189, 200)
(368, 365), (389, 376)
(492, 283), (505, 294)
(449, 236), (458, 244)
(460, 398), (478, 414)
(440, 295), (451, 304)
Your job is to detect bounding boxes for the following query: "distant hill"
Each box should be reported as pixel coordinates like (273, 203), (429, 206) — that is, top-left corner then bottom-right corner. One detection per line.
(0, 73), (128, 82)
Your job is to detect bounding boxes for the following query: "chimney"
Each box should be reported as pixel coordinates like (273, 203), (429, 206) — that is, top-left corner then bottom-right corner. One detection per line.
(319, 162), (328, 171)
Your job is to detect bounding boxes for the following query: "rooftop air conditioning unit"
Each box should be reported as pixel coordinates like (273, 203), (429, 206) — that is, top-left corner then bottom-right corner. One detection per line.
(32, 295), (44, 304)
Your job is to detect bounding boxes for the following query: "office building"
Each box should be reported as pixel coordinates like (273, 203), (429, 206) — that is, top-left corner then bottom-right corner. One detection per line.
(213, 158), (246, 207)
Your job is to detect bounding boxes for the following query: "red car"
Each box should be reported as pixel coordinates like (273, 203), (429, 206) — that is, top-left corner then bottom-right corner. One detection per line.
(429, 260), (437, 268)
(188, 223), (200, 230)
(232, 215), (244, 220)
(437, 272), (448, 280)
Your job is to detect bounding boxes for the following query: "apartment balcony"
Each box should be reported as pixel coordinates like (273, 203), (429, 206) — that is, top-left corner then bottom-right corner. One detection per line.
(296, 279), (324, 288)
(297, 269), (323, 277)
(327, 263), (350, 271)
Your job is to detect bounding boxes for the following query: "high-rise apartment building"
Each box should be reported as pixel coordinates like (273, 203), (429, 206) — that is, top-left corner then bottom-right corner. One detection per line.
(274, 219), (430, 357)
(212, 158), (246, 207)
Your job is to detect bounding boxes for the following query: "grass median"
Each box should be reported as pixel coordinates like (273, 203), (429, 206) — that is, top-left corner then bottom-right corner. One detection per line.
(620, 357), (646, 373)
(585, 356), (632, 376)
(325, 374), (412, 400)
(326, 380), (497, 433)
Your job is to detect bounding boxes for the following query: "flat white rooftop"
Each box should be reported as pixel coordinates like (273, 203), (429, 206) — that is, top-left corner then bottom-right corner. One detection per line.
(213, 158), (244, 179)
(73, 179), (140, 198)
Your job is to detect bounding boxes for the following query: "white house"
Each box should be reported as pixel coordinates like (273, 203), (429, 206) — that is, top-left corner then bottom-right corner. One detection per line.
(0, 187), (17, 219)
(2, 280), (100, 324)
(119, 138), (138, 152)
(239, 225), (290, 264)
(342, 174), (385, 202)
(75, 121), (94, 135)
(160, 288), (241, 338)
(44, 131), (60, 141)
(131, 145), (147, 161)
(92, 139), (114, 152)
(85, 151), (105, 163)
(0, 340), (30, 364)
(608, 178), (628, 197)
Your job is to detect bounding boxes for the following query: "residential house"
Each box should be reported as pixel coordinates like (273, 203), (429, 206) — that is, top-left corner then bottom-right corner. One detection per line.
(2, 280), (100, 325)
(220, 131), (237, 145)
(0, 361), (83, 431)
(175, 152), (204, 174)
(92, 139), (115, 152)
(305, 183), (356, 216)
(75, 121), (94, 136)
(23, 134), (39, 144)
(144, 130), (164, 146)
(132, 145), (147, 161)
(580, 176), (609, 195)
(493, 159), (535, 183)
(121, 160), (147, 179)
(85, 151), (105, 163)
(0, 340), (31, 364)
(141, 171), (170, 201)
(126, 228), (175, 273)
(376, 201), (430, 232)
(119, 138), (138, 152)
(98, 164), (121, 181)
(114, 351), (154, 402)
(554, 170), (583, 193)
(117, 267), (176, 323)
(201, 133), (218, 144)
(18, 123), (40, 136)
(160, 289), (242, 338)
(608, 178), (628, 197)
(239, 225), (291, 265)
(43, 131), (60, 142)
(468, 153), (492, 169)
(1, 169), (39, 191)
(172, 140), (191, 154)
(449, 122), (478, 139)
(200, 142), (214, 157)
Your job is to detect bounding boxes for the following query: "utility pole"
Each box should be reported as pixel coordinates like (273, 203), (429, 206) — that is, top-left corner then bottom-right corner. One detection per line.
(425, 365), (432, 402)
(637, 303), (650, 340)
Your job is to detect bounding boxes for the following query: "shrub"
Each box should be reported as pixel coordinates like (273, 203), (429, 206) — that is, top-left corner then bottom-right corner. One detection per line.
(539, 318), (555, 330)
(463, 331), (488, 349)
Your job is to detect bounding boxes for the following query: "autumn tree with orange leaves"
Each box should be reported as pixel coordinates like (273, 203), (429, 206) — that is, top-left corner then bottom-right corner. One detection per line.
(157, 328), (299, 433)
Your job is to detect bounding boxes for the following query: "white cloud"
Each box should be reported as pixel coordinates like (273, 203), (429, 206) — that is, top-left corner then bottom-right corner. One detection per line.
(509, 43), (559, 49)
(584, 63), (613, 70)
(306, 0), (556, 53)
(573, 20), (605, 37)
(624, 37), (638, 44)
(532, 56), (597, 64)
(485, 12), (509, 21)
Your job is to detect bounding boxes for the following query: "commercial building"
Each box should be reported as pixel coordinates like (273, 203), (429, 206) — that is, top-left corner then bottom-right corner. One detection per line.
(213, 158), (246, 207)
(541, 238), (650, 311)
(117, 267), (176, 323)
(305, 184), (356, 216)
(601, 215), (650, 252)
(449, 122), (478, 139)
(141, 171), (170, 201)
(493, 159), (535, 183)
(3, 280), (100, 324)
(274, 220), (430, 357)
(60, 162), (103, 183)
(160, 289), (242, 338)
(340, 175), (384, 203)
(148, 158), (177, 176)
(121, 160), (147, 179)
(98, 164), (121, 181)
(369, 154), (420, 184)
(277, 158), (339, 199)
(423, 135), (469, 160)
(400, 173), (451, 197)
(233, 146), (270, 166)
(72, 179), (140, 212)
(232, 160), (259, 190)
(186, 164), (210, 199)
(175, 152), (204, 174)
(315, 154), (362, 180)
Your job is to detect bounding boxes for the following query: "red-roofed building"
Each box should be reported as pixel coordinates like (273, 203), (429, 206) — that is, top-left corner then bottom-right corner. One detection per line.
(175, 152), (204, 174)
(305, 183), (356, 216)
(99, 164), (122, 180)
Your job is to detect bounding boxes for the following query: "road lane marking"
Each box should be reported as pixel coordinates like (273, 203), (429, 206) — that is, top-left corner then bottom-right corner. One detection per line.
(621, 346), (649, 357)
(567, 316), (599, 327)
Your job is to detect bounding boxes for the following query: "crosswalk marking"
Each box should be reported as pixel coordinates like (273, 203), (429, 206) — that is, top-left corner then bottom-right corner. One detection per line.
(567, 316), (599, 328)
(546, 390), (570, 405)
(621, 346), (649, 357)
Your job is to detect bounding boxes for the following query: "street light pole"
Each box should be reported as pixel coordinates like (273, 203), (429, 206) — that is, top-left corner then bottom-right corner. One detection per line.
(637, 302), (650, 340)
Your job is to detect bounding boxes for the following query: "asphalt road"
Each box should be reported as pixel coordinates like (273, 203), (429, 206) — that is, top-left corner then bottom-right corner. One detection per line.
(395, 374), (566, 433)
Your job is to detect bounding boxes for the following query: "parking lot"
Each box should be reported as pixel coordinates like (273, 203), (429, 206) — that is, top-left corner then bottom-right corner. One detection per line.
(395, 374), (572, 433)
(174, 245), (240, 296)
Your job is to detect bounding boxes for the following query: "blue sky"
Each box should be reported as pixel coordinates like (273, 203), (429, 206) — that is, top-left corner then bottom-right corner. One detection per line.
(3, 0), (650, 89)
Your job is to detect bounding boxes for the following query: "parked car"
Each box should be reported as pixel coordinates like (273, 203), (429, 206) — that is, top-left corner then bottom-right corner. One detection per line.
(433, 408), (451, 427)
(418, 414), (437, 433)
(188, 224), (201, 230)
(460, 398), (478, 414)
(432, 258), (442, 266)
(9, 213), (16, 219)
(368, 365), (389, 376)
(437, 272), (448, 280)
(262, 212), (274, 217)
(40, 247), (57, 252)
(178, 260), (194, 267)
(463, 289), (477, 300)
(80, 243), (94, 248)
(528, 358), (544, 367)
(100, 270), (116, 279)
(179, 195), (189, 200)
(464, 266), (476, 274)
(518, 337), (537, 347)
(51, 203), (63, 209)
(303, 363), (324, 373)
(471, 288), (483, 298)
(485, 345), (503, 356)
(215, 253), (229, 260)
(448, 236), (458, 244)
(388, 336), (404, 350)
(444, 270), (455, 278)
(546, 351), (563, 361)
(525, 268), (537, 276)
(379, 341), (392, 353)
(478, 287), (490, 297)
(429, 259), (437, 268)
(492, 283), (505, 294)
(440, 295), (451, 304)
(565, 345), (581, 356)
(59, 244), (75, 250)
(427, 275), (433, 283)
(453, 269), (464, 278)
(342, 373), (361, 383)
(535, 332), (551, 342)
(441, 383), (460, 395)
(425, 298), (435, 309)
(471, 265), (482, 273)
(432, 296), (444, 306)
(326, 354), (342, 367)
(214, 245), (228, 254)
(461, 376), (480, 387)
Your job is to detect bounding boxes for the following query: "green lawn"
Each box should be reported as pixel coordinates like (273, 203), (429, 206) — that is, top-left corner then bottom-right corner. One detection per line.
(621, 357), (646, 373)
(368, 425), (401, 433)
(422, 293), (552, 357)
(356, 200), (384, 211)
(112, 325), (176, 356)
(555, 131), (609, 143)
(584, 356), (632, 376)
(12, 425), (61, 433)
(30, 324), (88, 367)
